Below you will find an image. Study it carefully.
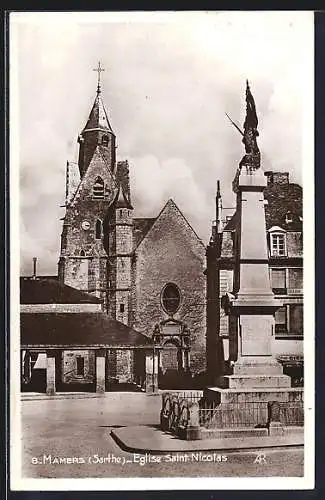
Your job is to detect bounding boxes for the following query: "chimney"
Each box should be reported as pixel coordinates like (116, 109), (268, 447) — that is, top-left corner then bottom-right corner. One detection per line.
(32, 257), (37, 280)
(265, 171), (289, 186)
(273, 172), (289, 185)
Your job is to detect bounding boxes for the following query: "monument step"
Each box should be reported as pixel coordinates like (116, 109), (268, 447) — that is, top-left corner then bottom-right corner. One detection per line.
(233, 362), (284, 375)
(204, 387), (304, 404)
(201, 427), (268, 439)
(222, 374), (291, 389)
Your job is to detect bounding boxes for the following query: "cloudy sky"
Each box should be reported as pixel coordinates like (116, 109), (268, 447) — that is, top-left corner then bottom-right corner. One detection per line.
(11, 11), (313, 276)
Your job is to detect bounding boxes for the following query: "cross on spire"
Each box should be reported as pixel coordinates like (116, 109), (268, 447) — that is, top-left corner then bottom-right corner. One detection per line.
(93, 61), (105, 94)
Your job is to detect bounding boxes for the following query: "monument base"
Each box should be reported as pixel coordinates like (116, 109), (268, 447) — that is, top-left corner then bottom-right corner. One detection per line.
(196, 425), (303, 440)
(204, 386), (303, 404)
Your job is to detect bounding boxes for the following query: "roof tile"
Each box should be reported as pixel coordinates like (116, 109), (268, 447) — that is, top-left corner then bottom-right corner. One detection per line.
(20, 312), (153, 347)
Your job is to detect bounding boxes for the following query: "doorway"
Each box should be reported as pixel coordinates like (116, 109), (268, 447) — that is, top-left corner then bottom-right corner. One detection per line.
(158, 341), (184, 389)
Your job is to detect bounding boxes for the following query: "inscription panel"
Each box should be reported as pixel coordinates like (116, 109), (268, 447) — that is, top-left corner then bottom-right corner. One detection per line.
(161, 323), (181, 336)
(240, 315), (273, 356)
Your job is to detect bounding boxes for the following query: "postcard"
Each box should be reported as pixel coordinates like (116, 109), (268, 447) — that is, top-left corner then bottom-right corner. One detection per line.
(9, 10), (314, 491)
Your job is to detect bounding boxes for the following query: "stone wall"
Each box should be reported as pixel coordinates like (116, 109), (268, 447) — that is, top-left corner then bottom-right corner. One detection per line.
(62, 350), (95, 384)
(106, 350), (117, 379)
(58, 149), (117, 304)
(61, 349), (135, 386)
(78, 130), (115, 177)
(132, 200), (206, 374)
(287, 232), (303, 258)
(221, 232), (234, 257)
(108, 207), (133, 324)
(116, 350), (134, 383)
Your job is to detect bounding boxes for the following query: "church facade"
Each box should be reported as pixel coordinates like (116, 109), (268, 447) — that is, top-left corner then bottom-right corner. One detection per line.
(57, 78), (206, 388)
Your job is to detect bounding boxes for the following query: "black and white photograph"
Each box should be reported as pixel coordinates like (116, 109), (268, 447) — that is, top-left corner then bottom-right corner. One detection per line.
(10, 11), (314, 490)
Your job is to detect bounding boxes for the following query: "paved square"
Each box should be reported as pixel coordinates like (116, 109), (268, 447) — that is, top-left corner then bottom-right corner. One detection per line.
(21, 394), (303, 478)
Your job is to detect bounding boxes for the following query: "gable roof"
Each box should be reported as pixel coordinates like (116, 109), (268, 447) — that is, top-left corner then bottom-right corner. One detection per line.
(135, 199), (205, 250)
(68, 146), (118, 206)
(20, 312), (153, 348)
(223, 181), (303, 232)
(20, 278), (101, 305)
(223, 211), (238, 231)
(133, 217), (157, 248)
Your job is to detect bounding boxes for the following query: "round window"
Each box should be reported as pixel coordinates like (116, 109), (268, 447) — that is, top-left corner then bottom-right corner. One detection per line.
(161, 283), (181, 315)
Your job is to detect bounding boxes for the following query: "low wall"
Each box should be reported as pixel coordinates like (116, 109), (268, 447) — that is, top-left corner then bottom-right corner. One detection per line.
(160, 392), (304, 440)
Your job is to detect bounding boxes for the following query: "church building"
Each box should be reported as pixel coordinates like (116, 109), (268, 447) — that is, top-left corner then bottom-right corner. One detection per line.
(57, 68), (206, 389)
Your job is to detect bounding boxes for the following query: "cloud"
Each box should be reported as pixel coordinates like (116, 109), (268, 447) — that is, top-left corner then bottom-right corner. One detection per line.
(12, 12), (313, 275)
(129, 155), (210, 239)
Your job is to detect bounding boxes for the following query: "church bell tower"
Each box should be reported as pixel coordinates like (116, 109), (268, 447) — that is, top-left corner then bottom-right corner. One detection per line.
(58, 63), (119, 309)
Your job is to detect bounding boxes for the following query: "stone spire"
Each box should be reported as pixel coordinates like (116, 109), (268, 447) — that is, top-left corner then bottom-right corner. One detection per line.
(77, 65), (116, 177)
(82, 89), (114, 135)
(81, 62), (114, 134)
(115, 183), (133, 210)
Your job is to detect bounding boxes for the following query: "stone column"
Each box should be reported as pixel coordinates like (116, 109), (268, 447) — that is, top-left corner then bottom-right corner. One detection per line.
(267, 401), (284, 436)
(204, 86), (303, 420)
(46, 351), (56, 396)
(96, 349), (106, 394)
(145, 352), (159, 393)
(206, 167), (292, 405)
(21, 350), (30, 386)
(230, 169), (283, 373)
(184, 349), (190, 373)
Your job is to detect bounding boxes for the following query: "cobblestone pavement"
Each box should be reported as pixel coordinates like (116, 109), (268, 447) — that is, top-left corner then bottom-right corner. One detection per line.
(21, 393), (303, 478)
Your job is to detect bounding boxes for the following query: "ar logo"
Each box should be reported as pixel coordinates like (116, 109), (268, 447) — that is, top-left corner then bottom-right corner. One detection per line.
(254, 453), (267, 464)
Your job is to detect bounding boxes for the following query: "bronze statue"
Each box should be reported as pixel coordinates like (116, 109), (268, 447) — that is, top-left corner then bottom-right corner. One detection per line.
(239, 80), (261, 170)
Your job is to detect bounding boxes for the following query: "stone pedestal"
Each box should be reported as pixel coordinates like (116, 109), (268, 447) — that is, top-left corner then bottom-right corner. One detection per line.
(46, 351), (56, 396)
(96, 349), (106, 394)
(178, 402), (202, 440)
(226, 169), (291, 397)
(204, 167), (304, 431)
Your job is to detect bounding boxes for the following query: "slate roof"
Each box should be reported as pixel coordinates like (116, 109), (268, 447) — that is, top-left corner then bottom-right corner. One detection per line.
(223, 180), (303, 232)
(264, 182), (302, 231)
(83, 91), (114, 134)
(20, 312), (153, 348)
(133, 217), (157, 248)
(20, 278), (101, 305)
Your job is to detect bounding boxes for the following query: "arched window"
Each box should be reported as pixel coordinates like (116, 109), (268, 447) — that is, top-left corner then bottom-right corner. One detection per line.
(95, 219), (102, 239)
(93, 177), (104, 199)
(161, 283), (181, 315)
(102, 135), (109, 147)
(80, 249), (85, 257)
